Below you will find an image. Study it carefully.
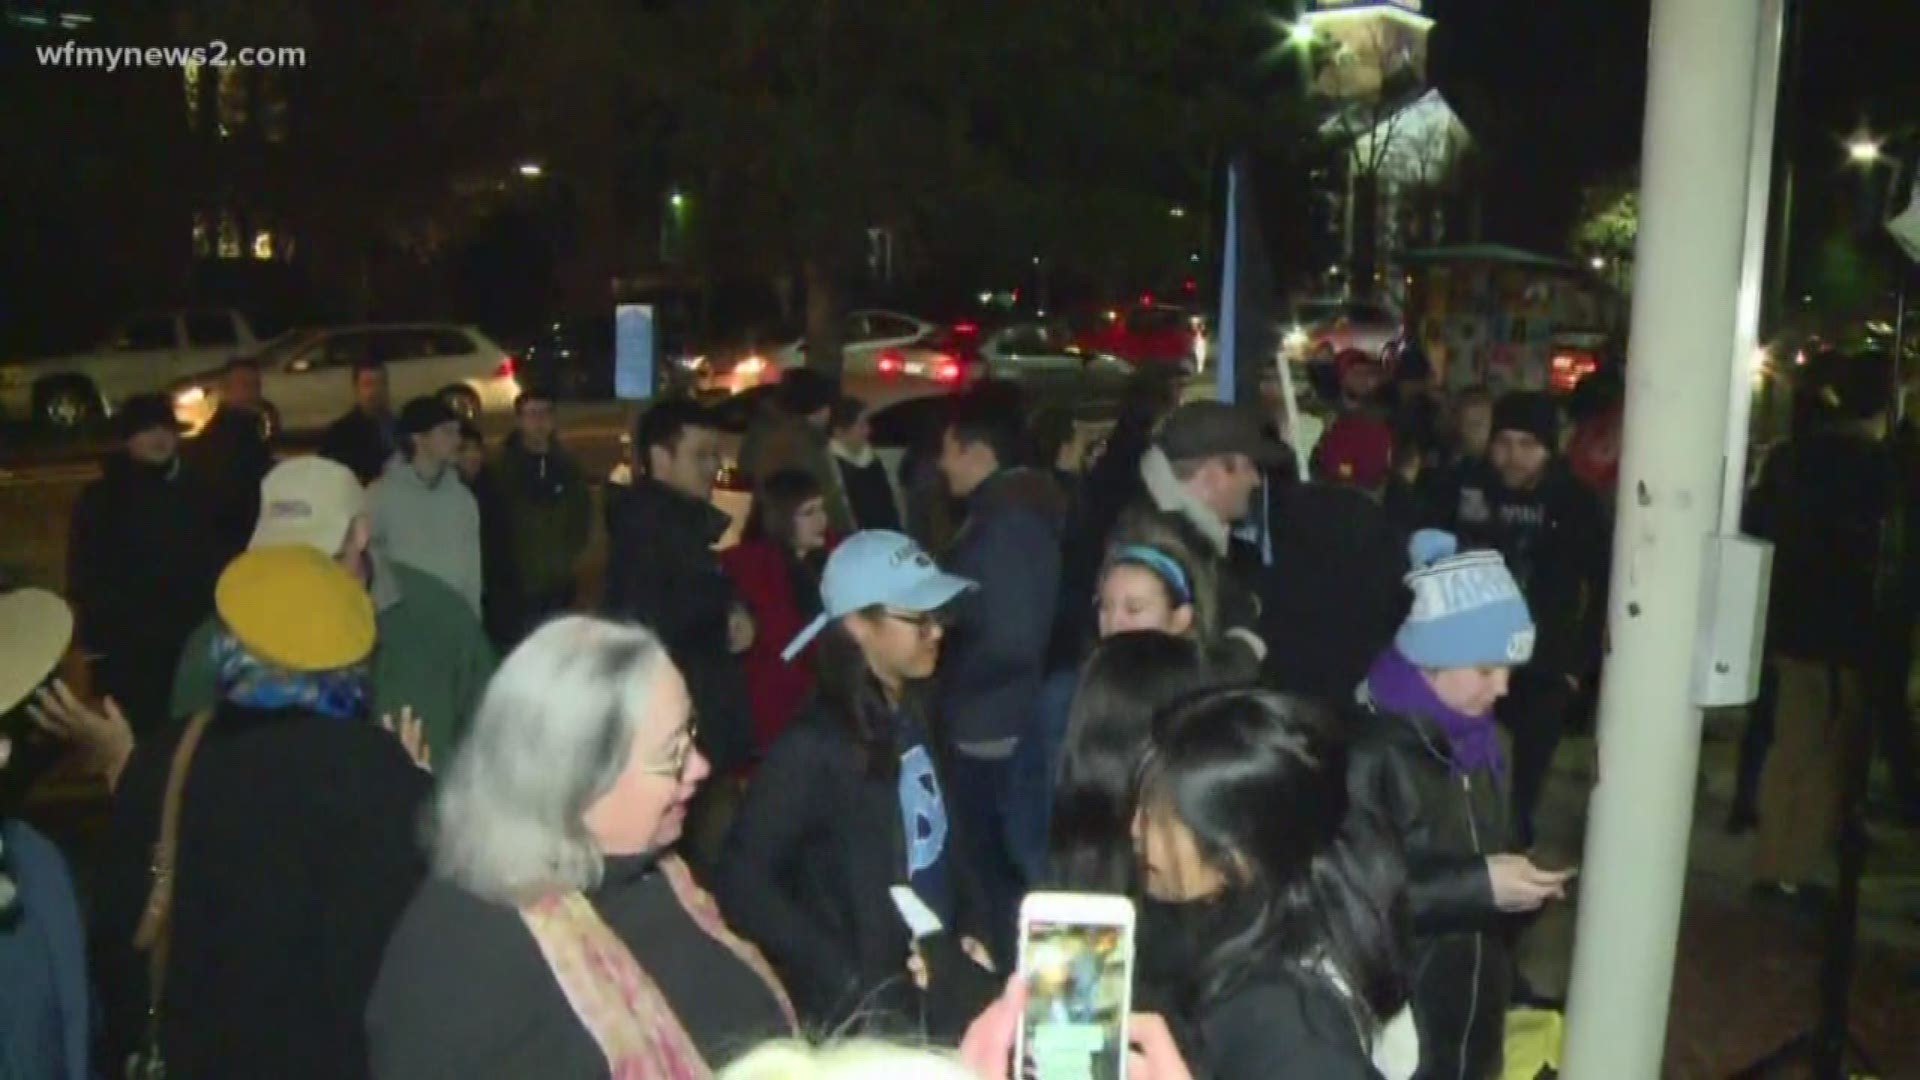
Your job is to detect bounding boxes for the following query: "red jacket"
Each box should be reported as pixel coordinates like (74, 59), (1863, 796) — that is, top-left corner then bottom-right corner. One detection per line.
(719, 537), (832, 757)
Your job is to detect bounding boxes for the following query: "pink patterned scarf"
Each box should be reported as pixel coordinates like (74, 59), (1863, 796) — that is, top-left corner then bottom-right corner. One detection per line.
(519, 854), (797, 1078)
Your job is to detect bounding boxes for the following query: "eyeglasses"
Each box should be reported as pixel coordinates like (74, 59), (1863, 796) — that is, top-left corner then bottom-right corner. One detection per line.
(883, 609), (946, 636)
(638, 719), (700, 778)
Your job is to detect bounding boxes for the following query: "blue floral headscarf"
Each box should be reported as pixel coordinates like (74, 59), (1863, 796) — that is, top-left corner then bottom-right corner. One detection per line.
(212, 628), (371, 721)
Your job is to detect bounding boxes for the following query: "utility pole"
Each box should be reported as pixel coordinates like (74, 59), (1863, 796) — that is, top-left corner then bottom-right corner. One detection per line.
(1561, 0), (1776, 1075)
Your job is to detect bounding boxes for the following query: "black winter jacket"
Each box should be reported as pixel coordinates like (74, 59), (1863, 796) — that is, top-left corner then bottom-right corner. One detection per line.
(1426, 458), (1609, 680)
(602, 475), (753, 774)
(319, 408), (400, 486)
(183, 406), (273, 561)
(713, 708), (990, 1035)
(1744, 429), (1894, 666)
(1260, 483), (1410, 702)
(1348, 705), (1511, 1080)
(66, 455), (223, 727)
(93, 703), (431, 1078)
(940, 468), (1066, 748)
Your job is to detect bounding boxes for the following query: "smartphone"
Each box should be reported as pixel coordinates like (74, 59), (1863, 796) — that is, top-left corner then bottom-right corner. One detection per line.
(1014, 891), (1136, 1080)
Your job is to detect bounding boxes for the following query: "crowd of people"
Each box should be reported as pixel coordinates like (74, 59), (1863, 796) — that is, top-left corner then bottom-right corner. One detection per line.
(3, 337), (1910, 1079)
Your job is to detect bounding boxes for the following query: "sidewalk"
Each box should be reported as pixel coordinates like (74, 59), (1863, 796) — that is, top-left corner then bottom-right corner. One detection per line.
(1516, 710), (1920, 1078)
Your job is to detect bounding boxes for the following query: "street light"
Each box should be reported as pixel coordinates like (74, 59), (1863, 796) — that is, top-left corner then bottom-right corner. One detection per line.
(668, 190), (687, 211)
(1847, 136), (1884, 166)
(1591, 256), (1607, 271)
(517, 162), (544, 178)
(1289, 19), (1316, 45)
(1169, 206), (1187, 220)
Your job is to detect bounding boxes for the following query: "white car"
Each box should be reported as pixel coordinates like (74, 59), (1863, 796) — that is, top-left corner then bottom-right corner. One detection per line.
(174, 323), (520, 435)
(771, 309), (963, 383)
(1282, 298), (1403, 364)
(0, 308), (261, 430)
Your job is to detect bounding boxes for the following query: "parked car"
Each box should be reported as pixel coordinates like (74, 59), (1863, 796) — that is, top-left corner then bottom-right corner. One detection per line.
(172, 323), (519, 435)
(0, 308), (262, 430)
(771, 309), (970, 386)
(1071, 303), (1205, 369)
(978, 319), (1137, 397)
(1282, 297), (1402, 364)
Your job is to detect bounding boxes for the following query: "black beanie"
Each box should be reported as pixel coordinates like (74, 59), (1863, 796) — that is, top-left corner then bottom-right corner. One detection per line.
(1491, 390), (1560, 449)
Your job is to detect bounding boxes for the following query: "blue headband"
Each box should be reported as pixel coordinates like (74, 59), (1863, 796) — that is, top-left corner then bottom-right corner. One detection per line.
(1111, 545), (1194, 605)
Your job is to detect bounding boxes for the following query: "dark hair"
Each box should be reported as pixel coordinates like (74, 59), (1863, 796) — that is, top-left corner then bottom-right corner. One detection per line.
(812, 610), (931, 781)
(223, 357), (261, 376)
(945, 381), (1028, 469)
(351, 359), (387, 382)
(747, 469), (823, 548)
(1048, 632), (1215, 895)
(1134, 688), (1408, 1027)
(829, 395), (868, 433)
(634, 397), (716, 474)
(777, 368), (839, 417)
(1101, 513), (1218, 645)
(457, 420), (484, 448)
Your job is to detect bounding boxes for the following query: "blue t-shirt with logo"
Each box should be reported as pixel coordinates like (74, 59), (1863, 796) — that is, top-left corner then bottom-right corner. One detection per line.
(894, 712), (954, 925)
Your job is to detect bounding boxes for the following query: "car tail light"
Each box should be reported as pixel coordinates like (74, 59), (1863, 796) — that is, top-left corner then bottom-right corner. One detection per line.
(952, 321), (979, 338)
(933, 356), (962, 384)
(878, 349), (905, 377)
(1550, 351), (1599, 394)
(495, 354), (518, 380)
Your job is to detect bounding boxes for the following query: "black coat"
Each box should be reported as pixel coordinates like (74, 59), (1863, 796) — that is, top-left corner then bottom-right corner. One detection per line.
(1189, 962), (1386, 1080)
(1048, 418), (1154, 670)
(368, 855), (792, 1079)
(92, 703), (431, 1079)
(713, 709), (991, 1035)
(1348, 706), (1510, 1080)
(1744, 429), (1894, 666)
(463, 465), (522, 652)
(66, 454), (223, 730)
(941, 468), (1066, 747)
(183, 407), (273, 561)
(1426, 458), (1609, 680)
(602, 475), (753, 774)
(1260, 483), (1410, 703)
(319, 408), (400, 486)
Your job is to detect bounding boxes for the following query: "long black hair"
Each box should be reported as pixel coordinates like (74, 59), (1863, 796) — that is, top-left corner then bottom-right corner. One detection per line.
(810, 609), (930, 782)
(1134, 688), (1409, 1029)
(1047, 632), (1214, 895)
(745, 468), (823, 549)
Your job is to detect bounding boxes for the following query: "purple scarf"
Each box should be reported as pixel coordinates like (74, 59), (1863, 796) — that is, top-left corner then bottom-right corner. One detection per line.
(1364, 647), (1503, 776)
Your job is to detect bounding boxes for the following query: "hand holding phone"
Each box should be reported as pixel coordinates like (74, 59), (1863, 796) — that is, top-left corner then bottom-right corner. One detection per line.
(1014, 891), (1137, 1080)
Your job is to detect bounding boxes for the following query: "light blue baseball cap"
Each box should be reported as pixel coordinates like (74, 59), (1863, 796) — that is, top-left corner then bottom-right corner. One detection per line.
(781, 530), (978, 662)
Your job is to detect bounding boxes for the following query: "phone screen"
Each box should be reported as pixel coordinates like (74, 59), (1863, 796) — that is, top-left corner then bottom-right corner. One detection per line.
(1018, 919), (1133, 1080)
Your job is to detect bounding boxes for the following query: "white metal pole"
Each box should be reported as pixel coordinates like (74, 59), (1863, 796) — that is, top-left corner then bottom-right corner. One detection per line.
(1561, 0), (1770, 1074)
(1720, 0), (1787, 531)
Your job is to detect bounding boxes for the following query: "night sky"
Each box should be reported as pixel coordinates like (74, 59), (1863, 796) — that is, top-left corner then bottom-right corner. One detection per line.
(1431, 0), (1920, 254)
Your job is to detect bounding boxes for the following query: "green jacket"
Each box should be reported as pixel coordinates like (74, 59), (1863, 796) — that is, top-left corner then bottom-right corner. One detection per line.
(171, 558), (496, 758)
(494, 434), (593, 596)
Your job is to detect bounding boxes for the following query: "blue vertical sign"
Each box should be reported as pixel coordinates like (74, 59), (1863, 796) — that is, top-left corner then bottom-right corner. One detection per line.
(1216, 164), (1241, 404)
(614, 304), (656, 401)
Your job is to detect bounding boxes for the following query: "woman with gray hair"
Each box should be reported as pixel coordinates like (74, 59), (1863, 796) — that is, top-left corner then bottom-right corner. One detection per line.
(367, 616), (797, 1078)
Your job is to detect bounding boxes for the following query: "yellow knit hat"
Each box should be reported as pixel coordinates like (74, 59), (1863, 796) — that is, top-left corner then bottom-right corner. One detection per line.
(216, 545), (376, 672)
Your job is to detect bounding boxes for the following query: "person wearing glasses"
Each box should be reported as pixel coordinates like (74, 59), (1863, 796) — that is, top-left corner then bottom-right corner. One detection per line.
(715, 531), (996, 1036)
(368, 617), (797, 1078)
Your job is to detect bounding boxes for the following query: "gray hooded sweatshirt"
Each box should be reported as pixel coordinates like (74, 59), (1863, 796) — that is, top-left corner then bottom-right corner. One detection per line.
(369, 455), (483, 616)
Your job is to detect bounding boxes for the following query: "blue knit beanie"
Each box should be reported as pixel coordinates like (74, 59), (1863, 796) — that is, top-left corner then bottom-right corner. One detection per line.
(1395, 530), (1536, 669)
